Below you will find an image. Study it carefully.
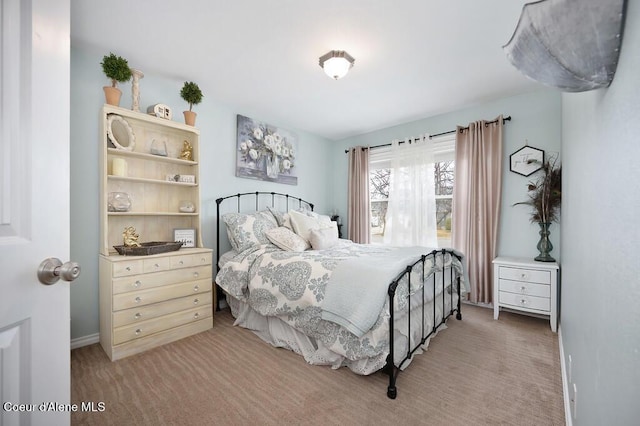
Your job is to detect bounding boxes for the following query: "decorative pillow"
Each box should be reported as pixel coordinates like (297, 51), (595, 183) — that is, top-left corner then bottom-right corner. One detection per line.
(267, 206), (287, 227)
(222, 210), (277, 252)
(269, 206), (317, 230)
(316, 213), (332, 224)
(309, 224), (339, 250)
(265, 227), (310, 251)
(288, 210), (334, 243)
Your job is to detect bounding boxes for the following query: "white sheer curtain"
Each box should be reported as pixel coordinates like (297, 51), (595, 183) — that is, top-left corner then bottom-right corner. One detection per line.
(383, 135), (438, 247)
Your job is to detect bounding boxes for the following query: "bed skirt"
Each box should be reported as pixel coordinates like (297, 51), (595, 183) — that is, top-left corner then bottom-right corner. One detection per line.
(225, 290), (459, 376)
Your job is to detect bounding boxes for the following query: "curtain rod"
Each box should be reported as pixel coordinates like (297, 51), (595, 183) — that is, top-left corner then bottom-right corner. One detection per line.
(344, 115), (511, 153)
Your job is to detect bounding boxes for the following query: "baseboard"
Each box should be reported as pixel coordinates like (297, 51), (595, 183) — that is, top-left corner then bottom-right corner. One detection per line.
(70, 333), (100, 350)
(558, 324), (572, 426)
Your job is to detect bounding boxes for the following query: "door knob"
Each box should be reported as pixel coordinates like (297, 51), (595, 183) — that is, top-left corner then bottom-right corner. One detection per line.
(37, 258), (81, 285)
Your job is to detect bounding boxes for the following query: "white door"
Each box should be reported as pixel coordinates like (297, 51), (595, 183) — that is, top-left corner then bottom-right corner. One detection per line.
(0, 0), (72, 425)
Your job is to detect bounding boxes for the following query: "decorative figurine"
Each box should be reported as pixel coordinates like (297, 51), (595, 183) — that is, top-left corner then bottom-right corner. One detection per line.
(122, 226), (141, 247)
(180, 140), (193, 161)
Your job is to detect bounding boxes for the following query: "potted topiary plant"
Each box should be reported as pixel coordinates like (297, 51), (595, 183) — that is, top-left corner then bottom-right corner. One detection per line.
(101, 53), (132, 106)
(180, 81), (203, 126)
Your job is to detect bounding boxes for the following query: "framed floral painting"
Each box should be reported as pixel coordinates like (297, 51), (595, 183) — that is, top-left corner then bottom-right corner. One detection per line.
(236, 114), (298, 185)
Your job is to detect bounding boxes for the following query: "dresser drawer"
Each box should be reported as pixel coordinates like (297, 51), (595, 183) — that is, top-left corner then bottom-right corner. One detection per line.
(113, 305), (212, 345)
(143, 256), (172, 273)
(112, 259), (144, 277)
(112, 265), (212, 294)
(171, 252), (213, 269)
(499, 291), (550, 312)
(498, 279), (550, 298)
(113, 292), (213, 328)
(499, 266), (550, 284)
(112, 278), (212, 311)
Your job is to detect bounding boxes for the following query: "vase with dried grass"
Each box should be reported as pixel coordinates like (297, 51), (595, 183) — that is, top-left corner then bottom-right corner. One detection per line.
(514, 156), (562, 262)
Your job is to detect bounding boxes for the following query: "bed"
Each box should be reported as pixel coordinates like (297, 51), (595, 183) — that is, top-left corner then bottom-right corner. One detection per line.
(214, 192), (468, 399)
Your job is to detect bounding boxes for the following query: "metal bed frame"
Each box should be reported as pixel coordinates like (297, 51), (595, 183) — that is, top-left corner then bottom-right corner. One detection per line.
(384, 250), (462, 399)
(215, 191), (462, 399)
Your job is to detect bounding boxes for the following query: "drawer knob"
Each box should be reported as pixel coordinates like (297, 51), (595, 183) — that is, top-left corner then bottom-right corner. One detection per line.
(194, 312), (200, 319)
(193, 298), (199, 305)
(133, 280), (142, 288)
(193, 285), (199, 292)
(135, 296), (142, 303)
(193, 272), (199, 278)
(179, 260), (184, 265)
(126, 266), (131, 272)
(200, 257), (206, 263)
(135, 328), (142, 335)
(134, 313), (142, 319)
(520, 299), (527, 305)
(520, 286), (527, 293)
(154, 263), (160, 268)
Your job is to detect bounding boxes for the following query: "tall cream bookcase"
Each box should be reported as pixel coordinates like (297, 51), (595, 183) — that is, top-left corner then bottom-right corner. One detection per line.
(98, 105), (213, 361)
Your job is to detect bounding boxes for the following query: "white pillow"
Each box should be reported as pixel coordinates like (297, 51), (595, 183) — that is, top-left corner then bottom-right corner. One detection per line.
(289, 210), (332, 242)
(309, 225), (339, 250)
(265, 227), (310, 251)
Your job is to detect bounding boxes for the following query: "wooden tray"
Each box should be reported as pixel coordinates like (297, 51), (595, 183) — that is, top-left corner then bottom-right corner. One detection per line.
(113, 241), (183, 256)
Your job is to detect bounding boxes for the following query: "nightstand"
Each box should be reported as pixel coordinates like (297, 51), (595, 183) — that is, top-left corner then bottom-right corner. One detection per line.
(330, 215), (343, 238)
(493, 256), (560, 332)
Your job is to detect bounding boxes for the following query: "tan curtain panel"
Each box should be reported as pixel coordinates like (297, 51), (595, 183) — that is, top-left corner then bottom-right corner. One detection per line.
(347, 146), (370, 243)
(452, 116), (503, 304)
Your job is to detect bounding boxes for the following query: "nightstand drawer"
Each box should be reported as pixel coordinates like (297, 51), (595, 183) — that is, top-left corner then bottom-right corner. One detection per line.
(499, 291), (550, 312)
(499, 279), (550, 298)
(499, 266), (550, 284)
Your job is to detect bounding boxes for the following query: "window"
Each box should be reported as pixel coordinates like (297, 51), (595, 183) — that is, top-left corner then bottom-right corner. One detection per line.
(369, 134), (455, 246)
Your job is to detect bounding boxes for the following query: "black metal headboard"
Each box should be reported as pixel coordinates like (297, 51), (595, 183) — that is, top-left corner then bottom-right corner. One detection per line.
(215, 191), (314, 271)
(214, 192), (314, 310)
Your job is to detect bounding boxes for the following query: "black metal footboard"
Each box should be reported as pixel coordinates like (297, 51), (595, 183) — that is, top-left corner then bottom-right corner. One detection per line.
(384, 249), (463, 399)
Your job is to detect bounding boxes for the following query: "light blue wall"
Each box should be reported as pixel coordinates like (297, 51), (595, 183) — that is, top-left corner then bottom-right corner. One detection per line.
(71, 44), (562, 340)
(560, 1), (640, 424)
(70, 45), (333, 339)
(330, 90), (563, 259)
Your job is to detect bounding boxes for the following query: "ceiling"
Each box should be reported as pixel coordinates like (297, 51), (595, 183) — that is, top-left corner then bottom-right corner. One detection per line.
(71, 0), (542, 140)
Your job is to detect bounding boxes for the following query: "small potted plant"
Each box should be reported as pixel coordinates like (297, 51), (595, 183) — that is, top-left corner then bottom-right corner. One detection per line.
(101, 52), (132, 106)
(180, 81), (203, 126)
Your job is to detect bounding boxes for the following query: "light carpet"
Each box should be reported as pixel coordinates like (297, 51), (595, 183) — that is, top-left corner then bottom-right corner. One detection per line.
(71, 304), (565, 425)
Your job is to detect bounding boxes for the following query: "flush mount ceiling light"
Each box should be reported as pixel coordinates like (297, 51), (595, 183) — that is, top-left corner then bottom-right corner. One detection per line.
(319, 50), (355, 80)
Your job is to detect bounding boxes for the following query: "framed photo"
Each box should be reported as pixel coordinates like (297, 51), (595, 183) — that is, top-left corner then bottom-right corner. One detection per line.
(174, 228), (196, 248)
(510, 145), (545, 177)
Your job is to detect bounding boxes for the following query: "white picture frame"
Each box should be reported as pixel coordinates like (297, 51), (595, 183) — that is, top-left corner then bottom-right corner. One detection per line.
(174, 228), (196, 248)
